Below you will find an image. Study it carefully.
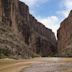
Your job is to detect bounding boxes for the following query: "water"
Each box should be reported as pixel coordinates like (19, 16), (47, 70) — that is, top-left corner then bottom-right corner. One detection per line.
(22, 58), (72, 72)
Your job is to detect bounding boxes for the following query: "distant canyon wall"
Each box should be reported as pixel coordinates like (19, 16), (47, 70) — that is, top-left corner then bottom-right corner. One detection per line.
(57, 10), (72, 57)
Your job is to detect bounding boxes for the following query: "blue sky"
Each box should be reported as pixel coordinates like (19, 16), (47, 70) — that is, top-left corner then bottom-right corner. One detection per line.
(20, 0), (72, 36)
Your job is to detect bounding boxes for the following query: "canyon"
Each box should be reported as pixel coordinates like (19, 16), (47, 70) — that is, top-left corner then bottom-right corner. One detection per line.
(0, 0), (57, 58)
(0, 0), (72, 58)
(57, 10), (72, 57)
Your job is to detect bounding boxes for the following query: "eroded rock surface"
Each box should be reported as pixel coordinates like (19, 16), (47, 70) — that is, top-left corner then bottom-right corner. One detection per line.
(0, 0), (57, 58)
(57, 10), (72, 56)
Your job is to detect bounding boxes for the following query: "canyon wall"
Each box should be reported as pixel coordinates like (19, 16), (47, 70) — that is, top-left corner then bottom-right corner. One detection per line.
(0, 0), (57, 58)
(57, 10), (72, 57)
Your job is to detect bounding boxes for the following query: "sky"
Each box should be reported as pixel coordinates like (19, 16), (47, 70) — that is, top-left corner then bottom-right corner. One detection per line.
(20, 0), (72, 37)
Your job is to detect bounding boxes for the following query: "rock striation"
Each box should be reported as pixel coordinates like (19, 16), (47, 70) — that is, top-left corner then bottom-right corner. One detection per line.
(29, 14), (57, 56)
(57, 10), (72, 57)
(0, 0), (57, 58)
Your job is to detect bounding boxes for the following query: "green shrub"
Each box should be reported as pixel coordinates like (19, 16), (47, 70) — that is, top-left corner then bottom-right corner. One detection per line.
(32, 53), (40, 58)
(0, 48), (11, 58)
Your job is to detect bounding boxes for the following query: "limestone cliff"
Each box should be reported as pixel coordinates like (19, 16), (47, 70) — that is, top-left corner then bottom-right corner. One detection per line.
(57, 10), (72, 57)
(0, 0), (57, 58)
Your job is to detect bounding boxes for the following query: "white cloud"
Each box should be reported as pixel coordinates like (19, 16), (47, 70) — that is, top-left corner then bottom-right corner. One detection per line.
(20, 0), (49, 7)
(20, 0), (72, 38)
(59, 0), (72, 18)
(37, 16), (60, 37)
(20, 0), (38, 6)
(64, 0), (72, 10)
(20, 0), (49, 16)
(57, 10), (69, 18)
(55, 0), (72, 31)
(64, 0), (72, 17)
(20, 0), (62, 38)
(61, 10), (70, 17)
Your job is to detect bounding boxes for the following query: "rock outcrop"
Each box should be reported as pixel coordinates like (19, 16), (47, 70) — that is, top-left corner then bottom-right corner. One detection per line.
(57, 10), (72, 57)
(0, 0), (57, 58)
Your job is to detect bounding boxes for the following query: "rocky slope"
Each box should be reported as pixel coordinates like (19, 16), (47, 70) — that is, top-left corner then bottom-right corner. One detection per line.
(0, 0), (57, 58)
(57, 10), (72, 57)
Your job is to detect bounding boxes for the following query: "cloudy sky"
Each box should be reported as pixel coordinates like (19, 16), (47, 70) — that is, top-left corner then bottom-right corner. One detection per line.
(20, 0), (72, 36)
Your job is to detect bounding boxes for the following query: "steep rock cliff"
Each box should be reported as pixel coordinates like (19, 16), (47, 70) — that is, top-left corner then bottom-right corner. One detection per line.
(0, 0), (57, 58)
(57, 10), (72, 57)
(29, 14), (57, 56)
(0, 0), (33, 58)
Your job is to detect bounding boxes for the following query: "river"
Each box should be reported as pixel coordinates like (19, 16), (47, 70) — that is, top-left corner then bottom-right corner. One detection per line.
(21, 57), (72, 72)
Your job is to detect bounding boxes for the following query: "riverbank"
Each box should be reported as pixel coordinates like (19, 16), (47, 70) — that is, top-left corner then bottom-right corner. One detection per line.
(0, 57), (72, 72)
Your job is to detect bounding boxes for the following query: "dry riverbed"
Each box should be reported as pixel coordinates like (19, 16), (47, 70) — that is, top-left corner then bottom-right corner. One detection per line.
(0, 58), (72, 72)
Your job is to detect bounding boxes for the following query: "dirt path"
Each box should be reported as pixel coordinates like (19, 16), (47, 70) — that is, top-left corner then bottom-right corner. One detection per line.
(21, 58), (72, 72)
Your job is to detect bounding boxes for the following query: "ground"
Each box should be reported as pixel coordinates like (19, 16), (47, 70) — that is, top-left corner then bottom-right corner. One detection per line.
(0, 57), (72, 72)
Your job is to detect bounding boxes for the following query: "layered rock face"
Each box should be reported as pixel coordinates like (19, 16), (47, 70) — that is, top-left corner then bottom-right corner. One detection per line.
(29, 15), (57, 56)
(0, 0), (57, 58)
(57, 10), (72, 57)
(0, 0), (33, 58)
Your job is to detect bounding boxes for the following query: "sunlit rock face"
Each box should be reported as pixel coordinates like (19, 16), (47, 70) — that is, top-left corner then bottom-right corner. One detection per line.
(0, 0), (57, 58)
(29, 14), (57, 57)
(57, 10), (72, 57)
